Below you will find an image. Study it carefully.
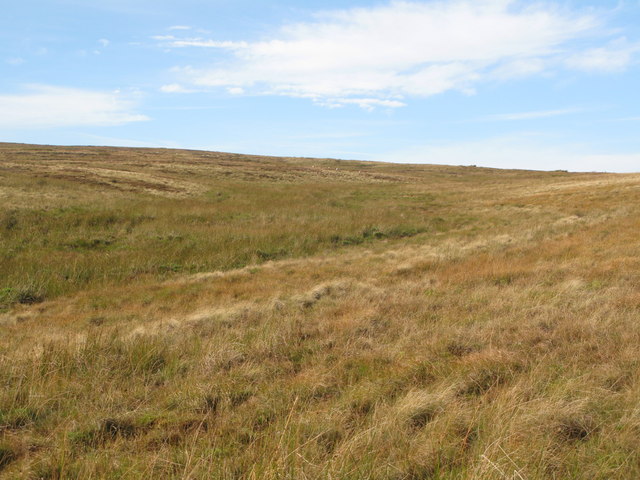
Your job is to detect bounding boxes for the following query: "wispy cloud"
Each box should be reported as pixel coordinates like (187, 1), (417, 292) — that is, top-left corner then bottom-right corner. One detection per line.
(614, 116), (640, 122)
(484, 108), (582, 121)
(0, 85), (148, 129)
(154, 0), (631, 109)
(153, 35), (247, 49)
(5, 57), (25, 66)
(566, 38), (640, 72)
(168, 25), (191, 31)
(317, 98), (407, 111)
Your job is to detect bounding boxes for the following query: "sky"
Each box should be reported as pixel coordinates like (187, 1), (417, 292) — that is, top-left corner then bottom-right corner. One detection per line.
(1, 0), (640, 172)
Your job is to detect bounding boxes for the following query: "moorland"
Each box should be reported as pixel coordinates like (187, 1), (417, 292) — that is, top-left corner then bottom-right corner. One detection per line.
(2, 143), (640, 479)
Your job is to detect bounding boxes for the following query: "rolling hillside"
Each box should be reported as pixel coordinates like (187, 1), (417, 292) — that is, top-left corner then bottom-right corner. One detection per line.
(2, 143), (640, 478)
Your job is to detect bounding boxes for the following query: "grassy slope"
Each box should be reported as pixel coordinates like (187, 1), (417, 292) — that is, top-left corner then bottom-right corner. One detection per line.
(2, 143), (640, 478)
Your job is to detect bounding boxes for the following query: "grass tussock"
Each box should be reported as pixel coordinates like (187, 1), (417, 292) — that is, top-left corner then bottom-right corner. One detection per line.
(3, 143), (640, 478)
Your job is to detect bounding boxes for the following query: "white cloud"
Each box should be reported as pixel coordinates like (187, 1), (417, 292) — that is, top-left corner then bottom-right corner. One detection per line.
(0, 85), (148, 129)
(376, 135), (640, 173)
(484, 108), (581, 121)
(98, 38), (110, 47)
(6, 57), (25, 66)
(565, 38), (640, 72)
(159, 83), (195, 93)
(169, 25), (192, 31)
(161, 0), (609, 108)
(155, 36), (248, 49)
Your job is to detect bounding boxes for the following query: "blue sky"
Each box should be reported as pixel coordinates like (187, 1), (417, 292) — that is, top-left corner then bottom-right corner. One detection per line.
(1, 0), (640, 171)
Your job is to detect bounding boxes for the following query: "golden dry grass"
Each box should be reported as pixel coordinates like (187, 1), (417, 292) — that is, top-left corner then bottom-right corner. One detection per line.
(2, 143), (640, 478)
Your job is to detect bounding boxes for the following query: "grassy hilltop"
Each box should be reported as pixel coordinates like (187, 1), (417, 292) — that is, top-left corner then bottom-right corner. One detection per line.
(2, 143), (640, 478)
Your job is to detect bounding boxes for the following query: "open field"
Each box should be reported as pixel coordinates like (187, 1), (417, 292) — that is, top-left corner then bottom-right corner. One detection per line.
(3, 143), (640, 478)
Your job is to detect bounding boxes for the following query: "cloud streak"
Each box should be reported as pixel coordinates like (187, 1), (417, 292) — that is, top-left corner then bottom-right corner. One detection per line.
(0, 85), (148, 129)
(156, 0), (630, 108)
(484, 108), (582, 121)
